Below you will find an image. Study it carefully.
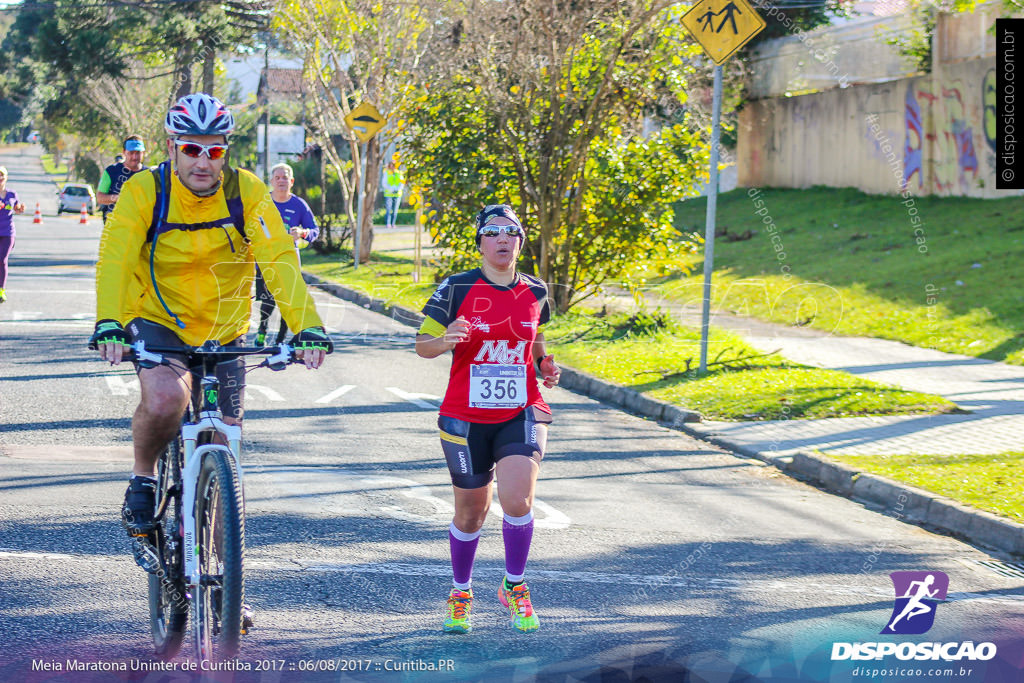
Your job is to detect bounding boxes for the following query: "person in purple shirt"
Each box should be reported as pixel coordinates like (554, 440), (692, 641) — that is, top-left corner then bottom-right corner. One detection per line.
(254, 162), (320, 345)
(0, 166), (26, 303)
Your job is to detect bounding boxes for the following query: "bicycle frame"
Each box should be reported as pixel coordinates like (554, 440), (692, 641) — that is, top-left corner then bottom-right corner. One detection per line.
(128, 339), (296, 661)
(180, 372), (243, 590)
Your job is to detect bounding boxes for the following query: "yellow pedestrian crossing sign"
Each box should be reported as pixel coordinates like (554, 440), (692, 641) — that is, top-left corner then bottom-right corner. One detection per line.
(682, 0), (766, 65)
(344, 102), (386, 143)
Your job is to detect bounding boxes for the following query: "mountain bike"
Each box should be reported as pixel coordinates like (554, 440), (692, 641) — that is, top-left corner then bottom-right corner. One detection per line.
(124, 340), (297, 663)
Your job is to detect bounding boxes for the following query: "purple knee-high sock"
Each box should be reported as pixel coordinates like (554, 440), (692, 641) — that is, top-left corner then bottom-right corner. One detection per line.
(502, 511), (534, 583)
(449, 523), (481, 590)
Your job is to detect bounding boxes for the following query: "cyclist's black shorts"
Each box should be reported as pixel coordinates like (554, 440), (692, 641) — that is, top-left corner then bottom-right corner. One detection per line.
(437, 406), (552, 489)
(126, 318), (246, 419)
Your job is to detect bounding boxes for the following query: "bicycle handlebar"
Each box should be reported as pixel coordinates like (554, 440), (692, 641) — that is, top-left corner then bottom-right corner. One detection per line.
(126, 340), (298, 371)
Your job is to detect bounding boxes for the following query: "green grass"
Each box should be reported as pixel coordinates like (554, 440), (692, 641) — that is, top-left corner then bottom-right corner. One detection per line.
(40, 154), (68, 177)
(655, 187), (1024, 364)
(836, 452), (1024, 521)
(302, 242), (955, 420)
(545, 311), (957, 420)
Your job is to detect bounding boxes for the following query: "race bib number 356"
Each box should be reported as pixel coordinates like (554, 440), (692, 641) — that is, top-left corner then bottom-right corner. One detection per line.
(469, 364), (527, 409)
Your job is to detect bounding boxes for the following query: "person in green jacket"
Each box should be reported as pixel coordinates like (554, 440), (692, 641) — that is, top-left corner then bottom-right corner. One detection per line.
(381, 159), (405, 230)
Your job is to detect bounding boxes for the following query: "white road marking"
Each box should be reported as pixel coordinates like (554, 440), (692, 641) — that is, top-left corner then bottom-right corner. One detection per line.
(245, 384), (285, 402)
(489, 496), (572, 530)
(314, 385), (356, 404)
(0, 548), (126, 562)
(532, 499), (572, 530)
(12, 311), (44, 320)
(361, 475), (454, 520)
(386, 386), (440, 410)
(0, 321), (93, 328)
(0, 287), (95, 292)
(106, 375), (140, 395)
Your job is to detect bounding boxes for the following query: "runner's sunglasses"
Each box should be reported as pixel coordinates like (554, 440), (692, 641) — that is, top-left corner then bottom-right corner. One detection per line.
(174, 139), (228, 160)
(478, 224), (523, 238)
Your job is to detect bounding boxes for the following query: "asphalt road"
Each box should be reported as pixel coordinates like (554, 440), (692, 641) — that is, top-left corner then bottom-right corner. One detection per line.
(1, 147), (1023, 683)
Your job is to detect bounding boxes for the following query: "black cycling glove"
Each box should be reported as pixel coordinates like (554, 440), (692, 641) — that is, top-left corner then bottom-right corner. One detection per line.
(290, 327), (333, 354)
(89, 319), (131, 350)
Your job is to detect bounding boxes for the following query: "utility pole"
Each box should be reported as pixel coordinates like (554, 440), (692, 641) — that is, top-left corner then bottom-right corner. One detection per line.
(262, 42), (270, 183)
(699, 65), (722, 375)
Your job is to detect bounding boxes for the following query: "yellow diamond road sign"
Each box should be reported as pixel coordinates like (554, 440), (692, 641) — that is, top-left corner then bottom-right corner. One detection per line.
(344, 101), (385, 143)
(682, 0), (766, 66)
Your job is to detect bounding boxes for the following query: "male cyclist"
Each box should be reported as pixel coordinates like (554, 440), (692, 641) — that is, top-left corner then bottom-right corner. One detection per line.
(97, 135), (147, 224)
(90, 93), (331, 541)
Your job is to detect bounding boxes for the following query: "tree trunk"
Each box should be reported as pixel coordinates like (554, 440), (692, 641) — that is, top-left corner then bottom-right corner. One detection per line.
(354, 137), (382, 263)
(173, 46), (193, 102)
(202, 45), (215, 95)
(319, 149), (326, 218)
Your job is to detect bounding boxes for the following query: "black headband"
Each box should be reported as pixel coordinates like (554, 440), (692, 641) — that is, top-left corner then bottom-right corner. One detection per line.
(476, 204), (521, 230)
(475, 204), (523, 245)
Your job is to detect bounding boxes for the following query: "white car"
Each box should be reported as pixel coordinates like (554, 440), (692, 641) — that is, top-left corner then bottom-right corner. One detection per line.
(57, 183), (96, 214)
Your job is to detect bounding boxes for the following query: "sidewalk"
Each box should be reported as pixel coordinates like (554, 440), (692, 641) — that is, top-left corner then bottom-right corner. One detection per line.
(601, 288), (1024, 457)
(307, 273), (1024, 557)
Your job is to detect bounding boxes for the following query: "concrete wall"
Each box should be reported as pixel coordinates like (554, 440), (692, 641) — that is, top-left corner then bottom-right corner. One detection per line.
(738, 57), (1008, 197)
(747, 14), (919, 100)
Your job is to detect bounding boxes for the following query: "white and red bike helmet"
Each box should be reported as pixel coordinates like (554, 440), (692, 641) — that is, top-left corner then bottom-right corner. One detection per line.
(164, 93), (235, 137)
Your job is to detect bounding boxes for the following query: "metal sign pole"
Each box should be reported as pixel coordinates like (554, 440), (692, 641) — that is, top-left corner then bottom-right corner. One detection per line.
(353, 142), (367, 270)
(698, 64), (723, 375)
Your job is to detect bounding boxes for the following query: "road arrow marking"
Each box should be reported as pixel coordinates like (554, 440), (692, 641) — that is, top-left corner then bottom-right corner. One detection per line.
(489, 496), (572, 530)
(385, 386), (440, 410)
(315, 385), (356, 404)
(245, 384), (285, 402)
(106, 375), (140, 395)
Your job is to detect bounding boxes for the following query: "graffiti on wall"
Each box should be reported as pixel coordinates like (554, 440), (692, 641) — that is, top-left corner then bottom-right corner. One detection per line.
(904, 80), (980, 193)
(984, 69), (997, 152)
(904, 85), (924, 190)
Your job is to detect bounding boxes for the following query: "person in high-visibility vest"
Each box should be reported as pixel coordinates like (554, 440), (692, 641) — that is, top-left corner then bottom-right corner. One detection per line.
(381, 159), (405, 230)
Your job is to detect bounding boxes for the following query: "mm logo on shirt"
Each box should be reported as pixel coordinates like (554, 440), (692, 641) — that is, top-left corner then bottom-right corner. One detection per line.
(474, 340), (527, 364)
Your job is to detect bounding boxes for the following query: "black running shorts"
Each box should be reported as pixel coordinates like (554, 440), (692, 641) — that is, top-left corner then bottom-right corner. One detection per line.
(437, 406), (552, 489)
(126, 318), (246, 419)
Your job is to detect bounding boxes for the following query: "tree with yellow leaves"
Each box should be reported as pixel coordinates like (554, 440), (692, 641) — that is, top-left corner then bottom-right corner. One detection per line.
(274, 0), (442, 261)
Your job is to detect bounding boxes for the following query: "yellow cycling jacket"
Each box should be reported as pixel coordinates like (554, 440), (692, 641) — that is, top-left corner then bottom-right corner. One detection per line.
(95, 164), (323, 345)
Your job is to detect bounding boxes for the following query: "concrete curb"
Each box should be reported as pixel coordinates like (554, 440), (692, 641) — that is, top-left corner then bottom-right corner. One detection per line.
(682, 421), (1024, 558)
(305, 272), (1024, 558)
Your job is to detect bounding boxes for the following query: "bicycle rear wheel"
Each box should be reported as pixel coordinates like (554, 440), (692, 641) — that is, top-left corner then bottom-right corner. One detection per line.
(192, 448), (245, 663)
(149, 432), (187, 658)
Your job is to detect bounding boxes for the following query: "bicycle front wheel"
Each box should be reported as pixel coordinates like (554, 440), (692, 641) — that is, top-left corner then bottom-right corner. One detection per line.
(192, 448), (245, 663)
(149, 433), (187, 658)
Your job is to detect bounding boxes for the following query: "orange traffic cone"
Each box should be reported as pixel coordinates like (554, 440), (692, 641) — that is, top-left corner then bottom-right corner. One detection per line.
(32, 202), (42, 224)
(79, 204), (88, 224)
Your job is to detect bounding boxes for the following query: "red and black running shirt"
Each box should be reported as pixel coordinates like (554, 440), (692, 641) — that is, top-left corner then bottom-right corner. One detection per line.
(420, 268), (552, 424)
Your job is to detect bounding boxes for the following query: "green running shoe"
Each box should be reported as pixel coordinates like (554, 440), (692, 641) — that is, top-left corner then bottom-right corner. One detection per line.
(443, 587), (472, 633)
(0, 288), (6, 303)
(498, 578), (539, 632)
